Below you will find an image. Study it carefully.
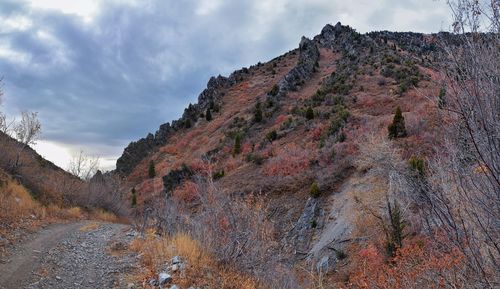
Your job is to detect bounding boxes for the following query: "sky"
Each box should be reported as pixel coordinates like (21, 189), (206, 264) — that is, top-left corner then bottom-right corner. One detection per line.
(0, 0), (452, 171)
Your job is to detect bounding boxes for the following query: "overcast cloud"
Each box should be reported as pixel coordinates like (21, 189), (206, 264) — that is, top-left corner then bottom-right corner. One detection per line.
(0, 0), (452, 170)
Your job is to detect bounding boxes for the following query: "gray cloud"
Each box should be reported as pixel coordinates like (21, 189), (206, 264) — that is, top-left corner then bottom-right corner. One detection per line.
(0, 0), (451, 169)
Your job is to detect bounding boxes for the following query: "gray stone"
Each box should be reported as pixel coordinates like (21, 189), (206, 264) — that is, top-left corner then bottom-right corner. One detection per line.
(169, 264), (179, 272)
(171, 256), (181, 265)
(159, 272), (172, 285)
(149, 278), (159, 286)
(316, 256), (330, 273)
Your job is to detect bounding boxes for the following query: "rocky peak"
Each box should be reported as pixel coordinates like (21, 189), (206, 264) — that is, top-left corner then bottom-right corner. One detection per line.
(314, 22), (360, 50)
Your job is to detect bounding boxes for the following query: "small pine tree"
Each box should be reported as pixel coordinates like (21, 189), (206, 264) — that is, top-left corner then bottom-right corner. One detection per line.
(388, 107), (407, 139)
(148, 160), (156, 178)
(233, 133), (242, 156)
(438, 87), (446, 109)
(386, 200), (406, 256)
(310, 181), (320, 198)
(254, 102), (263, 123)
(131, 187), (137, 207)
(266, 130), (277, 142)
(206, 108), (212, 121)
(306, 107), (314, 120)
(409, 155), (425, 176)
(269, 84), (279, 96)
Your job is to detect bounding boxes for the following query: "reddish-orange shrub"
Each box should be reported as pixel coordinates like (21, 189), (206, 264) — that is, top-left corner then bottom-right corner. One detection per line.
(349, 238), (464, 289)
(263, 144), (311, 176)
(160, 145), (178, 155)
(172, 181), (199, 203)
(190, 159), (212, 176)
(241, 143), (253, 155)
(274, 114), (290, 126)
(309, 123), (326, 141)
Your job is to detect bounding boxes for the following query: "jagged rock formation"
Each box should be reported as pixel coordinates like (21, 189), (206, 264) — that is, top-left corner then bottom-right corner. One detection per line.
(276, 36), (320, 96)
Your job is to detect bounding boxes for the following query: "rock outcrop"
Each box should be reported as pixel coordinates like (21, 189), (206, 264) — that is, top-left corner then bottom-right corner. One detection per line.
(276, 36), (320, 97)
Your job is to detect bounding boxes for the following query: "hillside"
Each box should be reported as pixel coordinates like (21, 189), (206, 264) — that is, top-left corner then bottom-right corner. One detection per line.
(113, 23), (463, 286)
(0, 131), (125, 253)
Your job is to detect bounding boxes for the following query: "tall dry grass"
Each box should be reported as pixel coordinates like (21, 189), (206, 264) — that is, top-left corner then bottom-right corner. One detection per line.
(0, 177), (41, 222)
(129, 230), (259, 289)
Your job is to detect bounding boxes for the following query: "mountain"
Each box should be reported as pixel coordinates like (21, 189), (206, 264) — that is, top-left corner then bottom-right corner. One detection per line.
(112, 22), (455, 283)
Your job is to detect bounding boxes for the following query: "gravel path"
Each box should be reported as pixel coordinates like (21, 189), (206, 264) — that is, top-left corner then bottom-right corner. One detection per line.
(0, 221), (138, 289)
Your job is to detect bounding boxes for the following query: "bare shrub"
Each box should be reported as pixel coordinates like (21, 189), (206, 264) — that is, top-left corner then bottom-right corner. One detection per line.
(144, 161), (298, 288)
(418, 1), (500, 287)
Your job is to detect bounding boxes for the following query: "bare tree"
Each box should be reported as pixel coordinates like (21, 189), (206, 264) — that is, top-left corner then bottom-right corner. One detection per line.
(420, 1), (500, 287)
(67, 150), (100, 181)
(11, 111), (42, 169)
(0, 113), (7, 134)
(0, 76), (6, 134)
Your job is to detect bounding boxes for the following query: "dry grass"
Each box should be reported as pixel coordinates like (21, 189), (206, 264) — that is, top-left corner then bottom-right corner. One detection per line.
(91, 209), (121, 223)
(79, 222), (100, 232)
(129, 230), (259, 289)
(0, 177), (42, 223)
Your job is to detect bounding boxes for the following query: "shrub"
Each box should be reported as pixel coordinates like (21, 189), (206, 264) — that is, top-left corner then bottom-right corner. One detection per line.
(336, 131), (347, 143)
(335, 249), (348, 260)
(398, 82), (408, 96)
(212, 170), (225, 180)
(254, 102), (263, 123)
(266, 130), (277, 142)
(264, 144), (310, 176)
(233, 133), (242, 156)
(409, 155), (425, 176)
(246, 153), (265, 165)
(310, 181), (320, 198)
(205, 108), (212, 121)
(268, 84), (279, 96)
(438, 86), (446, 109)
(388, 107), (407, 139)
(305, 107), (314, 120)
(162, 164), (193, 194)
(172, 181), (199, 203)
(131, 187), (137, 207)
(148, 160), (156, 178)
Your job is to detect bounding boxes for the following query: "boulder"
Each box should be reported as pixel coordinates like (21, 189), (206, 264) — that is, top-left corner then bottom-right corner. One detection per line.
(158, 272), (172, 285)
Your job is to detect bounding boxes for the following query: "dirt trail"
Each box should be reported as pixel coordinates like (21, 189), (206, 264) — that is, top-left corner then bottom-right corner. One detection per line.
(0, 221), (138, 289)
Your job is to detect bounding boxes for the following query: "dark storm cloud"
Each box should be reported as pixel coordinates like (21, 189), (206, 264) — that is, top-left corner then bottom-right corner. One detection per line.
(0, 0), (451, 168)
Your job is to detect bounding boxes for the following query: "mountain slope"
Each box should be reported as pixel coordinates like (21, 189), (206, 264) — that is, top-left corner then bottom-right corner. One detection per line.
(116, 22), (451, 285)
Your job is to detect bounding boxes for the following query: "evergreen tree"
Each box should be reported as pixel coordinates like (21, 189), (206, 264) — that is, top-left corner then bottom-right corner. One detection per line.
(310, 181), (320, 198)
(131, 187), (137, 207)
(438, 87), (446, 109)
(206, 108), (212, 121)
(233, 133), (242, 156)
(386, 200), (406, 256)
(254, 102), (263, 123)
(306, 106), (314, 120)
(148, 160), (156, 178)
(388, 107), (407, 139)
